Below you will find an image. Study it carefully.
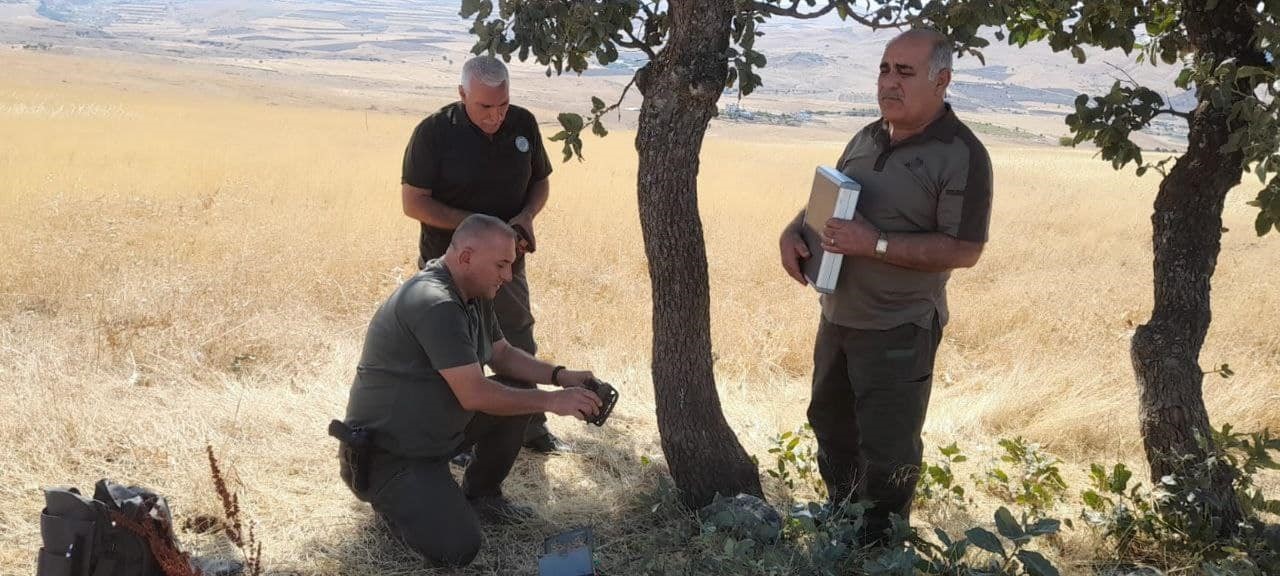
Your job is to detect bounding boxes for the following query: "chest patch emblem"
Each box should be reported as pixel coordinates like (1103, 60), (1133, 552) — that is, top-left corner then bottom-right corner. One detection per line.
(515, 135), (530, 153)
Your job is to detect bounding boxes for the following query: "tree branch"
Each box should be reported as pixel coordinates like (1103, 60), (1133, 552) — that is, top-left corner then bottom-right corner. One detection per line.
(844, 9), (928, 30)
(750, 0), (927, 28)
(640, 0), (661, 18)
(1153, 108), (1192, 121)
(1105, 61), (1141, 88)
(619, 28), (658, 60)
(1101, 62), (1191, 123)
(606, 75), (639, 119)
(751, 0), (836, 20)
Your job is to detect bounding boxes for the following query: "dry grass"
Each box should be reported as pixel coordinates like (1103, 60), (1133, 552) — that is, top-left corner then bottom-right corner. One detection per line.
(0, 51), (1276, 574)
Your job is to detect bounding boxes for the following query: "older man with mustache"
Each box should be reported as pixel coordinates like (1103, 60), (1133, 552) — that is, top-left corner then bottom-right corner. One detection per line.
(778, 28), (994, 545)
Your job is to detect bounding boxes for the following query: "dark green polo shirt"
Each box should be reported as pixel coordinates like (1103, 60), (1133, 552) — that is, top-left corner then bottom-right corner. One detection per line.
(401, 102), (553, 260)
(822, 104), (993, 330)
(344, 259), (505, 459)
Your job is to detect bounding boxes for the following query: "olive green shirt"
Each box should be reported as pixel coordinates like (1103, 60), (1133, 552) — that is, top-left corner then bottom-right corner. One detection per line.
(344, 259), (504, 459)
(821, 104), (993, 330)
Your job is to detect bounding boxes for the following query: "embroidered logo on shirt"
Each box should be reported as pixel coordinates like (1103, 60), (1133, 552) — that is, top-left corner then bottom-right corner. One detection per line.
(515, 136), (530, 153)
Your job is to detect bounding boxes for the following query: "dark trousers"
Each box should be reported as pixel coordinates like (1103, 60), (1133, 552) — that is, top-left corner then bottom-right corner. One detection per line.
(360, 410), (532, 567)
(419, 253), (550, 442)
(806, 313), (942, 541)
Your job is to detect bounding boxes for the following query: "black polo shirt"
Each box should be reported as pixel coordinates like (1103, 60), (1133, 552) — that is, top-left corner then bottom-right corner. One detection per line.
(401, 102), (553, 260)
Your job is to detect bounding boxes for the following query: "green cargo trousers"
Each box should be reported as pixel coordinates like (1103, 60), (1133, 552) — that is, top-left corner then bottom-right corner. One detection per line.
(806, 313), (942, 543)
(352, 410), (531, 567)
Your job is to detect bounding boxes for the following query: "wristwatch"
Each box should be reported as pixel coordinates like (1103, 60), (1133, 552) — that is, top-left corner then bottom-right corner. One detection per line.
(874, 231), (889, 259)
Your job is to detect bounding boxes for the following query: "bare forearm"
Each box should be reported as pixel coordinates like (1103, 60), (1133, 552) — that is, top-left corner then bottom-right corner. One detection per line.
(490, 343), (556, 385)
(520, 178), (550, 218)
(469, 381), (553, 415)
(879, 232), (982, 272)
(402, 185), (470, 229)
(442, 360), (597, 418)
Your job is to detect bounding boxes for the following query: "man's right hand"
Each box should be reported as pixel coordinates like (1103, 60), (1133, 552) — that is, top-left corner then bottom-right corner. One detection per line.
(546, 388), (602, 421)
(779, 225), (811, 286)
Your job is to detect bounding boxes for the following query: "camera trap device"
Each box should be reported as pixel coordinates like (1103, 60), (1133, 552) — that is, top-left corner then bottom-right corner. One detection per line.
(584, 378), (619, 427)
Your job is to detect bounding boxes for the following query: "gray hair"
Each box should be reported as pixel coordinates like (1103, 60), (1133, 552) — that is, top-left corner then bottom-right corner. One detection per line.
(460, 55), (509, 93)
(894, 28), (953, 81)
(450, 214), (516, 250)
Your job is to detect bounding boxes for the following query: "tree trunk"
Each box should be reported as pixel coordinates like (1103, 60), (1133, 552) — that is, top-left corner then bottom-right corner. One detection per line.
(632, 0), (763, 508)
(1131, 0), (1261, 533)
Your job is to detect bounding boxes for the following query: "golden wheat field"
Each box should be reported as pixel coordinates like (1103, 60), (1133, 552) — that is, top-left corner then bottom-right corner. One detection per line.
(0, 51), (1277, 575)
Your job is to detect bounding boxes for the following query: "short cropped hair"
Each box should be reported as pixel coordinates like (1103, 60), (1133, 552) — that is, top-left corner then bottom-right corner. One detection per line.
(460, 55), (509, 93)
(450, 213), (517, 250)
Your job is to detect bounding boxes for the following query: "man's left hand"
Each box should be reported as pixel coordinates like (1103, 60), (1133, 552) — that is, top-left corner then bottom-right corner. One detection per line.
(509, 212), (537, 254)
(823, 214), (878, 257)
(556, 369), (595, 389)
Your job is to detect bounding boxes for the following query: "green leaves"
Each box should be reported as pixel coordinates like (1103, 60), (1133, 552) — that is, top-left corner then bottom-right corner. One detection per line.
(1017, 550), (1060, 576)
(982, 437), (1069, 519)
(1064, 81), (1174, 172)
(1088, 462), (1133, 498)
(1027, 518), (1061, 537)
(1082, 490), (1106, 511)
(1108, 463), (1132, 494)
(459, 0), (1280, 235)
(767, 424), (826, 499)
(1246, 177), (1280, 236)
(916, 443), (970, 511)
(725, 4), (767, 97)
(557, 112), (584, 133)
(458, 0), (489, 19)
(546, 90), (628, 162)
(550, 112), (585, 162)
(899, 507), (1061, 576)
(460, 0), (661, 79)
(965, 526), (1006, 557)
(995, 506), (1024, 541)
(1081, 426), (1280, 570)
(1236, 66), (1272, 79)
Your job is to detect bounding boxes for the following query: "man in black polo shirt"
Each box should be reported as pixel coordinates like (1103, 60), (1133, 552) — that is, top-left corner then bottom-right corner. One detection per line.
(400, 55), (569, 454)
(778, 29), (993, 543)
(342, 215), (603, 568)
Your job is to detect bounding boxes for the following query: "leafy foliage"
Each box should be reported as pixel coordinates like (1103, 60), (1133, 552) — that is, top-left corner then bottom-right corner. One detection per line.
(915, 442), (972, 514)
(978, 437), (1069, 520)
(627, 427), (1278, 575)
(1080, 425), (1280, 574)
(766, 424), (827, 501)
(456, 0), (1280, 232)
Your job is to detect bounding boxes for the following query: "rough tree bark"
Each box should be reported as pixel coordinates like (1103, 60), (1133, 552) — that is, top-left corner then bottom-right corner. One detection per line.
(632, 0), (763, 508)
(1131, 0), (1263, 532)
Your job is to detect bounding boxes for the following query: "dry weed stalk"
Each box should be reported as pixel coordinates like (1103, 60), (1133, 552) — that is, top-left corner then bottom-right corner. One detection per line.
(108, 506), (199, 576)
(206, 445), (264, 576)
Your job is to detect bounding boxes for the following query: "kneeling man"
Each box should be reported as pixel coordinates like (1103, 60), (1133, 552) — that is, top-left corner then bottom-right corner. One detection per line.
(339, 214), (602, 567)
